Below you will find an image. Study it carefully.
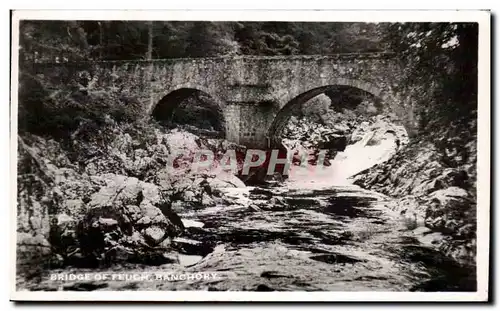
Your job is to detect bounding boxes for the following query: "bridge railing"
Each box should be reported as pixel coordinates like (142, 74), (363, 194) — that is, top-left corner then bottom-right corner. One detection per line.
(24, 51), (397, 67)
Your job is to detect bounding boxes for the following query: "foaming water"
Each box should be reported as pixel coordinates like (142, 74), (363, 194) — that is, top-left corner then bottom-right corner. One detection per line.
(21, 127), (476, 292)
(286, 130), (398, 189)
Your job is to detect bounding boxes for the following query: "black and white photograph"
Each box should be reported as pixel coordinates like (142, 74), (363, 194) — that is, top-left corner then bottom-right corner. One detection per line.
(10, 10), (490, 301)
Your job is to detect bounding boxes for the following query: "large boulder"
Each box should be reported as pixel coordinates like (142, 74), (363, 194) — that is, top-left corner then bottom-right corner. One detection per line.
(163, 129), (201, 154)
(207, 172), (246, 190)
(317, 133), (348, 152)
(16, 134), (113, 271)
(157, 169), (248, 211)
(76, 174), (184, 266)
(424, 187), (474, 235)
(349, 116), (408, 149)
(423, 186), (476, 266)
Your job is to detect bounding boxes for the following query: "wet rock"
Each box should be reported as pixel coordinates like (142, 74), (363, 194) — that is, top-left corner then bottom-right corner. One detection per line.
(143, 226), (167, 246)
(269, 196), (287, 207)
(201, 193), (215, 206)
(16, 233), (52, 267)
(282, 115), (351, 162)
(248, 204), (262, 212)
(353, 126), (477, 267)
(317, 134), (347, 152)
(350, 121), (370, 143)
(181, 219), (204, 228)
(75, 175), (184, 266)
(172, 237), (214, 257)
(207, 173), (246, 190)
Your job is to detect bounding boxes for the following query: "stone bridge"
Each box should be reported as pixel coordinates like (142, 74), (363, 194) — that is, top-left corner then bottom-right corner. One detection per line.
(31, 53), (404, 148)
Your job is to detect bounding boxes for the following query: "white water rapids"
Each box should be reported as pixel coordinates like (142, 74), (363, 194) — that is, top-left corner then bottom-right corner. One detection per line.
(286, 130), (399, 189)
(23, 123), (475, 292)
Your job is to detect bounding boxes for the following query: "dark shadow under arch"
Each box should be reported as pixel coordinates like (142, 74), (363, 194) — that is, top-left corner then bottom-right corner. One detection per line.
(152, 88), (227, 138)
(267, 85), (383, 148)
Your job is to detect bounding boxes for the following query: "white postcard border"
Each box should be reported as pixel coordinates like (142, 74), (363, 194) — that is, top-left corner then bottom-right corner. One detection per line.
(9, 9), (491, 302)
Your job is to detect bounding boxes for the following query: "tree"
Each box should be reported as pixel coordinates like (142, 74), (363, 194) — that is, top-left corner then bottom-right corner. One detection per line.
(20, 20), (389, 62)
(184, 22), (239, 57)
(146, 21), (153, 60)
(19, 20), (91, 63)
(379, 22), (478, 133)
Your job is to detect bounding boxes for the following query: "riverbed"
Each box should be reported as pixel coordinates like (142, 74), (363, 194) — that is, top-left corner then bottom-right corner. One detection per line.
(18, 128), (476, 292)
(21, 181), (475, 292)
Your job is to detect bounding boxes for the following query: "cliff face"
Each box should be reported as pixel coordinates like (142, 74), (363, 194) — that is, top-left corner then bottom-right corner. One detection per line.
(17, 137), (56, 271)
(352, 122), (477, 267)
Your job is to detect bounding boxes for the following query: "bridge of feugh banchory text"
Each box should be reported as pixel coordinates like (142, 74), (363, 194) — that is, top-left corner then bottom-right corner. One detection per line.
(31, 53), (406, 148)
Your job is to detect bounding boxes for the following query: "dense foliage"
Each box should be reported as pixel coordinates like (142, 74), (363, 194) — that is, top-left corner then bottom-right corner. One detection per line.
(378, 22), (478, 133)
(19, 20), (384, 63)
(18, 21), (478, 146)
(18, 72), (143, 140)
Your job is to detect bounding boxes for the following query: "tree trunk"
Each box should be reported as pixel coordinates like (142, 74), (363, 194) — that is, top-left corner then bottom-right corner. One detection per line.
(146, 21), (153, 60)
(68, 21), (89, 53)
(98, 21), (103, 59)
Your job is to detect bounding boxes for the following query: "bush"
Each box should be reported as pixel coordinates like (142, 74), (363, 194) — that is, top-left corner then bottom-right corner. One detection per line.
(18, 72), (143, 140)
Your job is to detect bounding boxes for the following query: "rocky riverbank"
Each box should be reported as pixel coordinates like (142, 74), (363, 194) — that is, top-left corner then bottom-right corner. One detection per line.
(16, 118), (249, 279)
(16, 109), (476, 291)
(18, 183), (476, 292)
(352, 122), (477, 267)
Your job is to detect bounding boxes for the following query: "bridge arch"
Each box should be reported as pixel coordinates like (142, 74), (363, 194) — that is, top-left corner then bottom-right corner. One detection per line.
(267, 79), (389, 148)
(151, 86), (228, 138)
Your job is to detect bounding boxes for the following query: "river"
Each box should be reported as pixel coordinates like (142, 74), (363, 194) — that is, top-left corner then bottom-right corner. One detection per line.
(21, 129), (476, 292)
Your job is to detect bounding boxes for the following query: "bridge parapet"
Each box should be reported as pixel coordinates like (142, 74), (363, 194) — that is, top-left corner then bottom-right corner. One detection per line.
(27, 53), (404, 148)
(28, 51), (397, 67)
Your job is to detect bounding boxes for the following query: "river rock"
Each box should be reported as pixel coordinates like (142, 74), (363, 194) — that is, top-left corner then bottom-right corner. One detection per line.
(75, 174), (184, 265)
(182, 190), (198, 202)
(270, 196), (287, 207)
(17, 136), (64, 270)
(248, 204), (262, 212)
(201, 193), (216, 206)
(143, 226), (167, 245)
(353, 127), (476, 267)
(424, 187), (474, 235)
(16, 232), (52, 271)
(207, 173), (246, 190)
